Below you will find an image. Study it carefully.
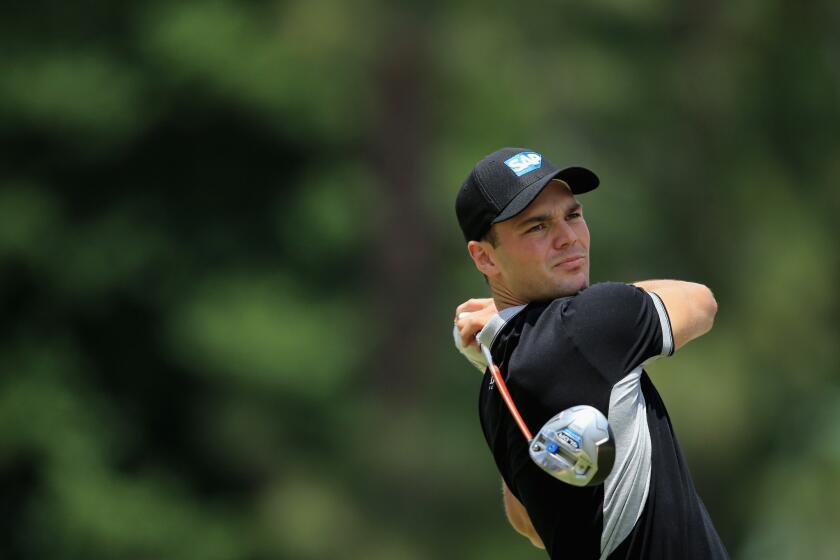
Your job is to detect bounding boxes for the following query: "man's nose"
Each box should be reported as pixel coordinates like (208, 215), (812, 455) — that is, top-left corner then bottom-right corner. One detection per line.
(552, 221), (577, 249)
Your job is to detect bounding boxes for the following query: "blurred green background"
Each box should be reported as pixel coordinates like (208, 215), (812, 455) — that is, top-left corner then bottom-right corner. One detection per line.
(1, 1), (839, 559)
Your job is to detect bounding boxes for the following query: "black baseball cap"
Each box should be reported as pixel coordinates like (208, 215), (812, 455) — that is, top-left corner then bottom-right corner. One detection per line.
(455, 147), (600, 241)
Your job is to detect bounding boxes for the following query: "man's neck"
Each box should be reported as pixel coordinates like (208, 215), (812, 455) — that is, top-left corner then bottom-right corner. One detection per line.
(490, 284), (528, 312)
(490, 281), (586, 311)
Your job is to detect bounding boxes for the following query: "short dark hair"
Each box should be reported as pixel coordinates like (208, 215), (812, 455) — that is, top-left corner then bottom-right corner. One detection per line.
(480, 227), (499, 284)
(483, 226), (499, 248)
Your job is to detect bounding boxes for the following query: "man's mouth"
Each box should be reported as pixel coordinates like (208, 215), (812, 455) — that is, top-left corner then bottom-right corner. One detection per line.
(554, 256), (586, 270)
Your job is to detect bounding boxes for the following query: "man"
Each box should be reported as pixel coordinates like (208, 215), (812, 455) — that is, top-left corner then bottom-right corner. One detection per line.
(452, 147), (729, 559)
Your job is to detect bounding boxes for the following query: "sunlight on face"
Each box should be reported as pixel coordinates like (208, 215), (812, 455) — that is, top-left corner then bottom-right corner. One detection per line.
(489, 180), (591, 302)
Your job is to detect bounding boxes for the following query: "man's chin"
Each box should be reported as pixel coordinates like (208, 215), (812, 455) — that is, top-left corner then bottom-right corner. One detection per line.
(556, 274), (589, 297)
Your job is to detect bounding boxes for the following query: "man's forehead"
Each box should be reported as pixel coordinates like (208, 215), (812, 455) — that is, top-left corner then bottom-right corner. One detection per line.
(510, 180), (580, 223)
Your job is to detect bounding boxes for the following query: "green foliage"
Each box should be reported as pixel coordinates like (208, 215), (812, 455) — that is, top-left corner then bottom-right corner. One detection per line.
(1, 1), (838, 559)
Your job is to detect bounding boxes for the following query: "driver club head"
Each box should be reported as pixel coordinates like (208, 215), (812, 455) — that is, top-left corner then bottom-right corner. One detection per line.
(529, 405), (615, 487)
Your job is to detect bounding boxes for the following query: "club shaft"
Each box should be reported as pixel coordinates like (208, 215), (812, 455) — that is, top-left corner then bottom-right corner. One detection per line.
(481, 345), (533, 441)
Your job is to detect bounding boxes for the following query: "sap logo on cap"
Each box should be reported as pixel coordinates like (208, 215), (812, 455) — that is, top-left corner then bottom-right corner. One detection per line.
(504, 152), (542, 177)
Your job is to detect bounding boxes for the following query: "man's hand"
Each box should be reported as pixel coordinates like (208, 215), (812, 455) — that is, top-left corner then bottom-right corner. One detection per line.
(453, 298), (497, 350)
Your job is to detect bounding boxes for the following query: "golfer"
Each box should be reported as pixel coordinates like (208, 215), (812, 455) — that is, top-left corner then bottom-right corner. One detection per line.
(452, 148), (729, 559)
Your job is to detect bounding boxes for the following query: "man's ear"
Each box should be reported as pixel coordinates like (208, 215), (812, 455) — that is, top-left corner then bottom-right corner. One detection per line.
(467, 240), (500, 277)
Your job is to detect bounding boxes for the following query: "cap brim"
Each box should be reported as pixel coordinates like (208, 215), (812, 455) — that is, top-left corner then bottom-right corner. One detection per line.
(492, 166), (599, 224)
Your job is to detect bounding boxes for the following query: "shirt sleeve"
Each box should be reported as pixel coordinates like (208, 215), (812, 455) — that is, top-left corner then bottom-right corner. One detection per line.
(562, 282), (674, 383)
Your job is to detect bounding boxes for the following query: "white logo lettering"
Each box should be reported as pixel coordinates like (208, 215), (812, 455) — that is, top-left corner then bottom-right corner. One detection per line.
(504, 152), (542, 176)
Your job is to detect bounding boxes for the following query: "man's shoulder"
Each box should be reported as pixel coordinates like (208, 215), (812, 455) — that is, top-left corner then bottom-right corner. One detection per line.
(572, 281), (646, 306)
(498, 282), (655, 362)
(489, 283), (649, 352)
(517, 282), (644, 326)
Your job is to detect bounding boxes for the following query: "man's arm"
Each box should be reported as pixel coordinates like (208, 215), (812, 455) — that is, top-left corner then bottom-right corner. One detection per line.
(451, 302), (544, 547)
(633, 280), (718, 351)
(452, 280), (718, 357)
(502, 481), (545, 549)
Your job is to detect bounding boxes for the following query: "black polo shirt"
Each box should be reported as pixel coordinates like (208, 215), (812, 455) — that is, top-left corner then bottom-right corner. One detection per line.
(478, 282), (728, 559)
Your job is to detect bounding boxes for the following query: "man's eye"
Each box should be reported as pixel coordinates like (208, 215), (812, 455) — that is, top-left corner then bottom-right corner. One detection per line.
(567, 212), (581, 220)
(526, 224), (546, 233)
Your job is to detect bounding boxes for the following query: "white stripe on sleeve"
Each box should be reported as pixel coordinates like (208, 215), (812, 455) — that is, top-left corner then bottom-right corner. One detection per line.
(648, 292), (674, 356)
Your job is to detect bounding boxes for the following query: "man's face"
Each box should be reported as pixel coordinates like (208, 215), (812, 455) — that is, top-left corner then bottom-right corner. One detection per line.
(486, 180), (591, 302)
